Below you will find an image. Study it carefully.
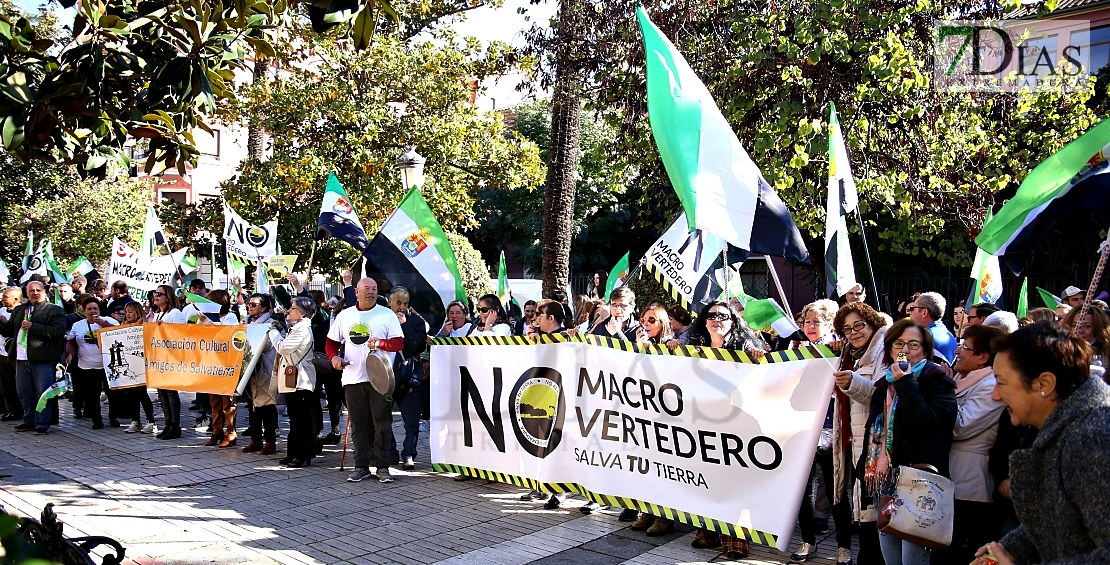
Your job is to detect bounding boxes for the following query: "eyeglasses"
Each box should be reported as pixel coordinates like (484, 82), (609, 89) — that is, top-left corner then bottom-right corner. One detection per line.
(609, 301), (630, 309)
(704, 312), (731, 322)
(958, 344), (981, 354)
(477, 306), (493, 314)
(248, 302), (263, 307)
(841, 321), (868, 335)
(892, 339), (922, 350)
(153, 292), (166, 297)
(906, 306), (922, 312)
(641, 317), (657, 325)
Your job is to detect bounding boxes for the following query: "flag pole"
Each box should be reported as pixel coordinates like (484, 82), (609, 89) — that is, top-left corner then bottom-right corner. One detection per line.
(854, 210), (880, 310)
(764, 255), (793, 316)
(1080, 231), (1110, 320)
(304, 239), (318, 279)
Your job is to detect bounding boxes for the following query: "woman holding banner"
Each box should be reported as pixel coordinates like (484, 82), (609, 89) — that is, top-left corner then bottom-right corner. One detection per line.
(242, 293), (280, 456)
(149, 285), (186, 440)
(121, 303), (157, 434)
(270, 297), (317, 467)
(200, 290), (240, 448)
(685, 299), (763, 557)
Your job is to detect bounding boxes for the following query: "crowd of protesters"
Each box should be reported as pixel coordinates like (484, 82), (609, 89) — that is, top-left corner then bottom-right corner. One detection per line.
(1, 269), (1108, 565)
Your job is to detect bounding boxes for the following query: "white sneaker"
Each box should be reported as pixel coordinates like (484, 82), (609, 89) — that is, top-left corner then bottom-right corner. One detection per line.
(100, 392), (108, 403)
(837, 547), (853, 565)
(791, 542), (816, 562)
(141, 423), (156, 434)
(124, 421), (142, 433)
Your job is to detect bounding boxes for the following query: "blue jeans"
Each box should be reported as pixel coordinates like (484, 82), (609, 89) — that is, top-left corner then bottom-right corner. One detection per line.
(390, 381), (423, 459)
(16, 361), (54, 431)
(879, 531), (931, 565)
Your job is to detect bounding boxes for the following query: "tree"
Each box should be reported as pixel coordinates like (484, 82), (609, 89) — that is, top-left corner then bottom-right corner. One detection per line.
(160, 26), (545, 276)
(447, 232), (494, 301)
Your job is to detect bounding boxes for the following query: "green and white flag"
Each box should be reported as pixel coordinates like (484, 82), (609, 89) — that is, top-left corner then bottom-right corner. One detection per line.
(1017, 278), (1029, 318)
(742, 297), (800, 338)
(636, 7), (809, 262)
(180, 253), (199, 276)
(36, 377), (68, 412)
(1037, 287), (1061, 308)
(970, 211), (1002, 305)
(139, 204), (173, 265)
(183, 291), (221, 322)
(20, 233), (47, 283)
(605, 252), (631, 300)
(498, 250), (511, 306)
(43, 242), (69, 284)
(825, 103), (858, 299)
(53, 286), (63, 307)
(366, 186), (467, 320)
(0, 256), (10, 284)
(66, 256), (95, 278)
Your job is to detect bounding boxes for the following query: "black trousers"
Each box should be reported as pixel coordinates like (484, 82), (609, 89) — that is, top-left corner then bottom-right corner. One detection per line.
(0, 358), (22, 415)
(797, 448), (853, 548)
(323, 368), (344, 430)
(71, 367), (107, 424)
(858, 520), (885, 565)
(245, 400), (278, 444)
(127, 387), (155, 423)
(345, 382), (393, 469)
(931, 499), (993, 565)
(285, 390), (315, 461)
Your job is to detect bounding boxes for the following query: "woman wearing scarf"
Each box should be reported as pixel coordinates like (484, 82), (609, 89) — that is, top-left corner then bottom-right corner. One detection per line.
(242, 293), (281, 456)
(859, 318), (957, 565)
(790, 299), (852, 564)
(831, 302), (890, 565)
(931, 324), (1005, 565)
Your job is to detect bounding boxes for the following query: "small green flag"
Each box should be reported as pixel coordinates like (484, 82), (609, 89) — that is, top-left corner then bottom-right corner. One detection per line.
(605, 252), (631, 299)
(53, 286), (62, 307)
(742, 297), (800, 338)
(36, 378), (68, 412)
(1037, 287), (1061, 308)
(498, 250), (510, 306)
(1017, 278), (1029, 318)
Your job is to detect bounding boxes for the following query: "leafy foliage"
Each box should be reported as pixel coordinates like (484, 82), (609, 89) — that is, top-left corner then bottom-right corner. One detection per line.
(0, 152), (149, 269)
(447, 232), (494, 301)
(160, 26), (545, 277)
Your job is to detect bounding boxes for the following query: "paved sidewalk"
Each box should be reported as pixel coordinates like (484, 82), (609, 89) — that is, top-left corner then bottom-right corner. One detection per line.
(0, 393), (853, 564)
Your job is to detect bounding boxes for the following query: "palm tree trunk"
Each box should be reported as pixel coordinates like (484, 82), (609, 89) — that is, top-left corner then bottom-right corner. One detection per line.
(541, 0), (582, 297)
(246, 58), (269, 161)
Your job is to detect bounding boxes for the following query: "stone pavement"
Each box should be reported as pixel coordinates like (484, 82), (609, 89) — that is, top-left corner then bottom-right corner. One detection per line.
(0, 392), (856, 564)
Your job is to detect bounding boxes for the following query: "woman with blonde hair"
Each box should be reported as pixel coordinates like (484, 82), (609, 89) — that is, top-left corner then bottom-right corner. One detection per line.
(573, 295), (594, 329)
(635, 305), (672, 347)
(1062, 305), (1110, 363)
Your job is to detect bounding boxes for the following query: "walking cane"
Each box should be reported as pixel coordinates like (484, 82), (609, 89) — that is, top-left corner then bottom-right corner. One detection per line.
(339, 416), (352, 470)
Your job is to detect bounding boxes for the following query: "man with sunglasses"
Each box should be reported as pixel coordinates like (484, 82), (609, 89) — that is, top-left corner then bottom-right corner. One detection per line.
(327, 278), (405, 484)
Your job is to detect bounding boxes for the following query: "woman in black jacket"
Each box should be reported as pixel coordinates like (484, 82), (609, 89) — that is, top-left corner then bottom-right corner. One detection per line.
(859, 317), (957, 565)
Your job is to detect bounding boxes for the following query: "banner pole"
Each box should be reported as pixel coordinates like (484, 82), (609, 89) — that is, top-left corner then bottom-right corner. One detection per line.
(764, 255), (793, 316)
(305, 239), (318, 279)
(854, 210), (879, 310)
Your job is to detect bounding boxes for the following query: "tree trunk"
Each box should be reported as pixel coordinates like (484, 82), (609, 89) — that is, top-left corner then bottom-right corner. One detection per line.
(540, 0), (582, 298)
(246, 58), (269, 161)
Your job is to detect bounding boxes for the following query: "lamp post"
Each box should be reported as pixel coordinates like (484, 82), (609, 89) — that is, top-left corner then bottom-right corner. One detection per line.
(396, 148), (426, 191)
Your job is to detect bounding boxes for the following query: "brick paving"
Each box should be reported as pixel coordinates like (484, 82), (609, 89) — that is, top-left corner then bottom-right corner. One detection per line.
(0, 392), (855, 564)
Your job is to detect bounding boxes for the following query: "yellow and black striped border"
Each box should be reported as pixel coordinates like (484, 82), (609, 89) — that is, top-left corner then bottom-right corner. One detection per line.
(432, 462), (778, 547)
(432, 335), (835, 365)
(228, 252), (263, 266)
(644, 261), (691, 310)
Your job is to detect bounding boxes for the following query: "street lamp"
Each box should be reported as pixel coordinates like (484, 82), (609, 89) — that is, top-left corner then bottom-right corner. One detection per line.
(396, 148), (426, 191)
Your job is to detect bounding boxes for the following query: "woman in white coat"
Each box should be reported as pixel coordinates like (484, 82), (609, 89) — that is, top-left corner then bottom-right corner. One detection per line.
(831, 302), (890, 565)
(932, 324), (1005, 565)
(270, 297), (318, 467)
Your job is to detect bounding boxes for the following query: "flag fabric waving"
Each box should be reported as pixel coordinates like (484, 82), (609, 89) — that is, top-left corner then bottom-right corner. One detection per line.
(1017, 278), (1029, 318)
(1037, 287), (1061, 308)
(21, 233), (47, 283)
(825, 103), (858, 299)
(138, 204), (174, 266)
(363, 187), (467, 328)
(66, 256), (95, 278)
(0, 256), (9, 284)
(43, 242), (68, 284)
(970, 211), (1003, 305)
(605, 252), (631, 299)
(742, 297), (800, 338)
(637, 6), (809, 263)
(317, 172), (370, 252)
(498, 251), (511, 307)
(975, 119), (1110, 274)
(224, 204), (279, 265)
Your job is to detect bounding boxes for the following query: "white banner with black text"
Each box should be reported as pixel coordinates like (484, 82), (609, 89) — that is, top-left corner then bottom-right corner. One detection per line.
(429, 334), (835, 550)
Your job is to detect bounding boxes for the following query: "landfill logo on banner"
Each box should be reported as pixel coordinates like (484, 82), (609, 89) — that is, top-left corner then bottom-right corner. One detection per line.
(510, 368), (566, 458)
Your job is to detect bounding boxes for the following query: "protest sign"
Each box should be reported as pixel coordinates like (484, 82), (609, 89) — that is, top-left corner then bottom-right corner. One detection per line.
(430, 334), (835, 550)
(224, 204), (279, 265)
(265, 255), (298, 279)
(107, 237), (187, 292)
(644, 213), (726, 311)
(98, 325), (147, 389)
(145, 322), (247, 395)
(234, 323), (272, 395)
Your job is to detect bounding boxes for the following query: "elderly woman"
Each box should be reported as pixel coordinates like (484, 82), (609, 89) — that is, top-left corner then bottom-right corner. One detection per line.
(270, 297), (317, 467)
(436, 300), (472, 337)
(861, 318), (957, 565)
(790, 299), (851, 564)
(972, 323), (1110, 565)
(242, 293), (280, 456)
(830, 302), (890, 565)
(932, 324), (1005, 565)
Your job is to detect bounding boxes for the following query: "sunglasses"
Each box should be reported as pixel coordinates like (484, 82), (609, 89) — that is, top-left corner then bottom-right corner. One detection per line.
(705, 312), (731, 322)
(153, 292), (166, 297)
(477, 306), (493, 314)
(641, 316), (657, 325)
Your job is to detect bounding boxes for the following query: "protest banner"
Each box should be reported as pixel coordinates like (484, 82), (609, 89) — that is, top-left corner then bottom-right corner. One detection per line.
(145, 322), (247, 395)
(430, 334), (835, 550)
(265, 255), (298, 279)
(98, 325), (147, 389)
(107, 237), (187, 292)
(224, 204), (279, 265)
(644, 213), (726, 311)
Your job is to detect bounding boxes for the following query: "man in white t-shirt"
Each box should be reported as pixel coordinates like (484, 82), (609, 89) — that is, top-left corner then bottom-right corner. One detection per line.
(326, 278), (404, 484)
(64, 296), (119, 429)
(0, 287), (24, 421)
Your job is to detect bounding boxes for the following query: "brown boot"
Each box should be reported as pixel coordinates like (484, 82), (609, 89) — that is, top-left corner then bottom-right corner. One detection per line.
(241, 441), (261, 453)
(260, 442), (276, 455)
(630, 513), (654, 531)
(204, 434), (223, 447)
(691, 528), (721, 549)
(646, 517), (674, 537)
(218, 432), (237, 448)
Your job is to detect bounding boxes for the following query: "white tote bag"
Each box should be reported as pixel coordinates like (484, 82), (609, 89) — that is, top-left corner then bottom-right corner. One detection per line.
(877, 464), (955, 550)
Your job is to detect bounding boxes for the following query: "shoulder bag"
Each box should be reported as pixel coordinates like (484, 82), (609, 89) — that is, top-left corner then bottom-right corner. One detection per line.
(876, 464), (954, 550)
